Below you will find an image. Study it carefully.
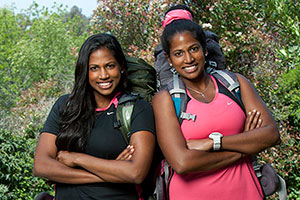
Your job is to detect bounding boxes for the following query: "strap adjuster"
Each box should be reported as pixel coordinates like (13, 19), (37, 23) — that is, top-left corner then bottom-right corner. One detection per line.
(180, 112), (196, 121)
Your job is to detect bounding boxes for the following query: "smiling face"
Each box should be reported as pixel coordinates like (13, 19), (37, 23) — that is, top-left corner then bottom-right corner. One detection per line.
(167, 31), (206, 82)
(88, 48), (122, 107)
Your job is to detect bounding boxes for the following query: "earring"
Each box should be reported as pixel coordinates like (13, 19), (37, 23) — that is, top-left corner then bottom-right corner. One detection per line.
(170, 63), (173, 67)
(121, 70), (124, 74)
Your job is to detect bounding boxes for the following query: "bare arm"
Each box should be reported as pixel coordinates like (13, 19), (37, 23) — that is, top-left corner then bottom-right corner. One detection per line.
(152, 91), (242, 174)
(221, 74), (280, 154)
(33, 132), (104, 184)
(186, 109), (263, 151)
(57, 131), (155, 184)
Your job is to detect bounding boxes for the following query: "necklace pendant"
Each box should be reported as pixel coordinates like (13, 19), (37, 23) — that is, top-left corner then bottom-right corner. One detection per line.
(201, 93), (205, 98)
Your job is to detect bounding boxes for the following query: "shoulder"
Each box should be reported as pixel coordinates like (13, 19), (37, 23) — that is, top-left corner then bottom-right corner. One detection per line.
(235, 73), (252, 86)
(152, 90), (171, 105)
(56, 94), (70, 103)
(51, 94), (70, 112)
(235, 73), (257, 93)
(133, 98), (153, 114)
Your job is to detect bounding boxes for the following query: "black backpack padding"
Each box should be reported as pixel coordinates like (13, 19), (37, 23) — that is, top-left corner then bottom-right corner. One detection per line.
(204, 30), (226, 70)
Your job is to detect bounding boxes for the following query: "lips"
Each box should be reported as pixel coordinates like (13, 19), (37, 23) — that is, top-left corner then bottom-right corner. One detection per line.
(183, 64), (198, 73)
(97, 81), (113, 89)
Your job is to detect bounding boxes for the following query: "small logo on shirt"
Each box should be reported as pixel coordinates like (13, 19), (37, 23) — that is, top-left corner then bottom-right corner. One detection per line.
(107, 112), (114, 115)
(227, 102), (233, 106)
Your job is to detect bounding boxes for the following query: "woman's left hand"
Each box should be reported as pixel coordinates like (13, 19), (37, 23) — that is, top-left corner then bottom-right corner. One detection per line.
(56, 151), (78, 168)
(186, 138), (213, 151)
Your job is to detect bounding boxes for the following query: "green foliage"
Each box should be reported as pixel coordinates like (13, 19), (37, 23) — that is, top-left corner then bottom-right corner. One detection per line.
(91, 0), (167, 63)
(0, 4), (89, 112)
(10, 8), (87, 92)
(63, 5), (90, 35)
(0, 0), (299, 199)
(0, 4), (90, 198)
(276, 67), (300, 130)
(0, 8), (23, 109)
(0, 130), (53, 200)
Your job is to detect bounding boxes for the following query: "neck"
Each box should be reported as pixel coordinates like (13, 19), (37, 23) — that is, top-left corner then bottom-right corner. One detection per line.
(183, 71), (210, 90)
(94, 91), (120, 109)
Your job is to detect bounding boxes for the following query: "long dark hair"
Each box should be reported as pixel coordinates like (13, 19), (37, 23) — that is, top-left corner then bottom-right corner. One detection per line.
(56, 33), (128, 152)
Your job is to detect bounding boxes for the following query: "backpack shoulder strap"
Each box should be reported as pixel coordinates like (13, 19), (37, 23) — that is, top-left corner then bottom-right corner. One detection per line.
(114, 93), (140, 144)
(167, 70), (193, 125)
(207, 67), (246, 114)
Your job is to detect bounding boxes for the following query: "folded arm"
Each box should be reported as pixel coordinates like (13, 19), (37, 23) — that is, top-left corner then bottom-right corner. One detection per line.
(57, 131), (155, 184)
(186, 74), (280, 154)
(33, 132), (104, 184)
(220, 74), (280, 154)
(152, 91), (242, 175)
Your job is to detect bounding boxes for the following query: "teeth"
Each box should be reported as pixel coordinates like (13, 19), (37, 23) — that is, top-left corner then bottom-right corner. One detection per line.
(185, 65), (197, 70)
(98, 82), (111, 86)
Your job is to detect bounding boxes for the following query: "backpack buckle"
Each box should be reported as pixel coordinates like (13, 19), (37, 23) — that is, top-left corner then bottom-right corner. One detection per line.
(208, 61), (217, 68)
(180, 112), (196, 121)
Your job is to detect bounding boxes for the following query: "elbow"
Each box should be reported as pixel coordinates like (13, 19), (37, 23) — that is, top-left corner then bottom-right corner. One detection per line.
(169, 158), (190, 175)
(128, 168), (147, 184)
(272, 131), (281, 146)
(269, 125), (281, 146)
(132, 175), (144, 185)
(33, 160), (47, 178)
(32, 163), (42, 177)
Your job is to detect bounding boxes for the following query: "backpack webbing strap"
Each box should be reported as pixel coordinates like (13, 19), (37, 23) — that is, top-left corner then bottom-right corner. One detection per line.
(169, 72), (185, 97)
(114, 93), (140, 144)
(116, 102), (134, 144)
(207, 67), (240, 91)
(277, 175), (287, 200)
(168, 71), (190, 121)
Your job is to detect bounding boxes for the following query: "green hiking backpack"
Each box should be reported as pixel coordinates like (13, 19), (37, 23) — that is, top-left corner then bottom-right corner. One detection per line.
(126, 56), (157, 102)
(115, 56), (157, 142)
(114, 57), (160, 200)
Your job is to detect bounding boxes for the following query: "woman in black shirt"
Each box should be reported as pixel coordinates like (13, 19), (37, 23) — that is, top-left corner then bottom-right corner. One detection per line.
(33, 33), (156, 200)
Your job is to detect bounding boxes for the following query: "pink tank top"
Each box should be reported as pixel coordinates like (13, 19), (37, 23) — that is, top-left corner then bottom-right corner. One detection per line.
(169, 76), (263, 200)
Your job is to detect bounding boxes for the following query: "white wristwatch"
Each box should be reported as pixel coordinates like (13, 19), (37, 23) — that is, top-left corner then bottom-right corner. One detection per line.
(209, 132), (223, 151)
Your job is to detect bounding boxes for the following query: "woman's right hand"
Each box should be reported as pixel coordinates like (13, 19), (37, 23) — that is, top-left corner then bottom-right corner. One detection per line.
(115, 145), (135, 160)
(244, 109), (263, 132)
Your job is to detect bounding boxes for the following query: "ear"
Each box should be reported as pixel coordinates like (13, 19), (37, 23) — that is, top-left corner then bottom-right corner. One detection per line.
(164, 52), (173, 67)
(120, 63), (125, 73)
(204, 48), (208, 57)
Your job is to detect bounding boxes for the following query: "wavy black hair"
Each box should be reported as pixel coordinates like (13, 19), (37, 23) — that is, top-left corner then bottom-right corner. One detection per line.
(56, 33), (128, 152)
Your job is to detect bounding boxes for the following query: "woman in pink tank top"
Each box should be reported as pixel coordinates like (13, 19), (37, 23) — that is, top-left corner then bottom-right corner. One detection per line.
(152, 5), (280, 200)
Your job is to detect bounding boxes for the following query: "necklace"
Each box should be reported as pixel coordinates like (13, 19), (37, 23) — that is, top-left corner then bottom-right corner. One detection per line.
(186, 77), (211, 98)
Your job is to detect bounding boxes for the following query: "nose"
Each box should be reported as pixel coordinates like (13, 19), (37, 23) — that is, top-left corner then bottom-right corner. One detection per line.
(185, 52), (194, 63)
(98, 68), (109, 79)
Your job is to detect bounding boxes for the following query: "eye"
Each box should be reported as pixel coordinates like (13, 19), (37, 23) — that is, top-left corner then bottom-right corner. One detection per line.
(174, 51), (183, 57)
(106, 63), (116, 69)
(89, 65), (98, 71)
(190, 46), (200, 52)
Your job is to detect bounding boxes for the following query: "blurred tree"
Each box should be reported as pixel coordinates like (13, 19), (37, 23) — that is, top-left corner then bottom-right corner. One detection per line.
(0, 8), (23, 109)
(91, 0), (172, 63)
(63, 5), (90, 35)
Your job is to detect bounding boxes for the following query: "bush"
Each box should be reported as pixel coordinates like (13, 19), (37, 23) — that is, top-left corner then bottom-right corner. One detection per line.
(0, 130), (53, 199)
